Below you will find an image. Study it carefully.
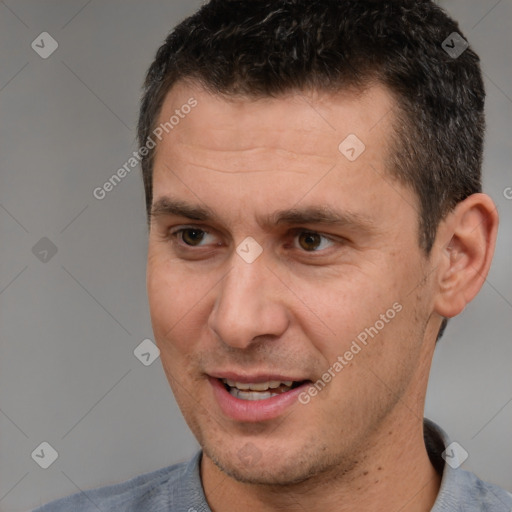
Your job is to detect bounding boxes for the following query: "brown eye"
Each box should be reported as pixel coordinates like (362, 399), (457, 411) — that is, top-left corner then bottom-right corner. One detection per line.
(298, 232), (322, 251)
(180, 228), (206, 246)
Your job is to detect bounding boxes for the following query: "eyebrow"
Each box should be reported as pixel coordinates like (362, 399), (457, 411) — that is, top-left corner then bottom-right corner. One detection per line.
(150, 197), (375, 231)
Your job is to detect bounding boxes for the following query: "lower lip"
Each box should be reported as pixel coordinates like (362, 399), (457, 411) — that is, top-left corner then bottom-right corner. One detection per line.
(208, 377), (310, 422)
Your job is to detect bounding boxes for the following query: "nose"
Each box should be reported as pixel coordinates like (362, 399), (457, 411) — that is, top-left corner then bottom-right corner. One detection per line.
(207, 250), (289, 349)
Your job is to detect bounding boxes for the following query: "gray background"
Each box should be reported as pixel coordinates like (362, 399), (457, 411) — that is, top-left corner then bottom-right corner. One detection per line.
(0, 1), (510, 510)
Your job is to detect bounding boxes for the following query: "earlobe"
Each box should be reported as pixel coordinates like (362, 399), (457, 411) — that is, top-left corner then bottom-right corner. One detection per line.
(433, 193), (499, 319)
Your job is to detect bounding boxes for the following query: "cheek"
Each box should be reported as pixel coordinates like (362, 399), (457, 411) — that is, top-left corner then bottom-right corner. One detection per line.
(147, 260), (171, 329)
(299, 270), (394, 352)
(147, 254), (189, 343)
(146, 252), (215, 357)
(301, 261), (424, 391)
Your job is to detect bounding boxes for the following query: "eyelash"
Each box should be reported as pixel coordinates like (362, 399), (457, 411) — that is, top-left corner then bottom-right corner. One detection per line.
(166, 226), (338, 254)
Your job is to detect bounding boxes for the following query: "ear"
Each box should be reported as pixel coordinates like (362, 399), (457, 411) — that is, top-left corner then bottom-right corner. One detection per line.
(432, 193), (499, 319)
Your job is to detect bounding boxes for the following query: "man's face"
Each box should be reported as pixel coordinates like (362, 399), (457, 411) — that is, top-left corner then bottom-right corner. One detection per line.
(147, 83), (440, 485)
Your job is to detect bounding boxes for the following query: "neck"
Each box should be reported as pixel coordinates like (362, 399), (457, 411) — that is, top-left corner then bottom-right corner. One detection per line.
(201, 413), (441, 512)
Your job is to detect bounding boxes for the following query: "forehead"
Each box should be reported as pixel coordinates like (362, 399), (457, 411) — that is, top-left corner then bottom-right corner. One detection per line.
(154, 81), (397, 170)
(149, 81), (418, 239)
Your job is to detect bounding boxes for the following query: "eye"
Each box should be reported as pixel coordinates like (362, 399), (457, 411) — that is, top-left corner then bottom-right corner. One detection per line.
(292, 230), (336, 252)
(169, 227), (218, 247)
(167, 226), (338, 254)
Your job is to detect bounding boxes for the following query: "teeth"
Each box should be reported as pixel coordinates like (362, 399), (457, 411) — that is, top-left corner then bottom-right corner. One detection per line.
(222, 379), (294, 392)
(225, 379), (251, 390)
(250, 381), (275, 391)
(229, 389), (279, 400)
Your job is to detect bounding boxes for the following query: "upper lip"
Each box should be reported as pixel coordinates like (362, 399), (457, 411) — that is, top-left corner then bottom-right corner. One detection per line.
(208, 372), (309, 383)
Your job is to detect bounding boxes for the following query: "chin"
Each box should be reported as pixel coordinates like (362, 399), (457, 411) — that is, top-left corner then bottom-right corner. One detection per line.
(204, 443), (331, 487)
(215, 458), (310, 486)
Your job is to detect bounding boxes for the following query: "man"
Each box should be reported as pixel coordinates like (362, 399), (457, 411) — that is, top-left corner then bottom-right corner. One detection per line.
(35, 0), (511, 510)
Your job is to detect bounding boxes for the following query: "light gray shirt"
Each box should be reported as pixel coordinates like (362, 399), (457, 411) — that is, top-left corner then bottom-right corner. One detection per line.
(33, 418), (512, 511)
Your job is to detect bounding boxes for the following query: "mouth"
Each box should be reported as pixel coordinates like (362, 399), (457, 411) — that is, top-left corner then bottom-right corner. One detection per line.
(220, 378), (306, 400)
(208, 375), (312, 422)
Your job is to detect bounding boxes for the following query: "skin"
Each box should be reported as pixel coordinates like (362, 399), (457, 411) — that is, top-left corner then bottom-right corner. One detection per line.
(146, 81), (498, 512)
